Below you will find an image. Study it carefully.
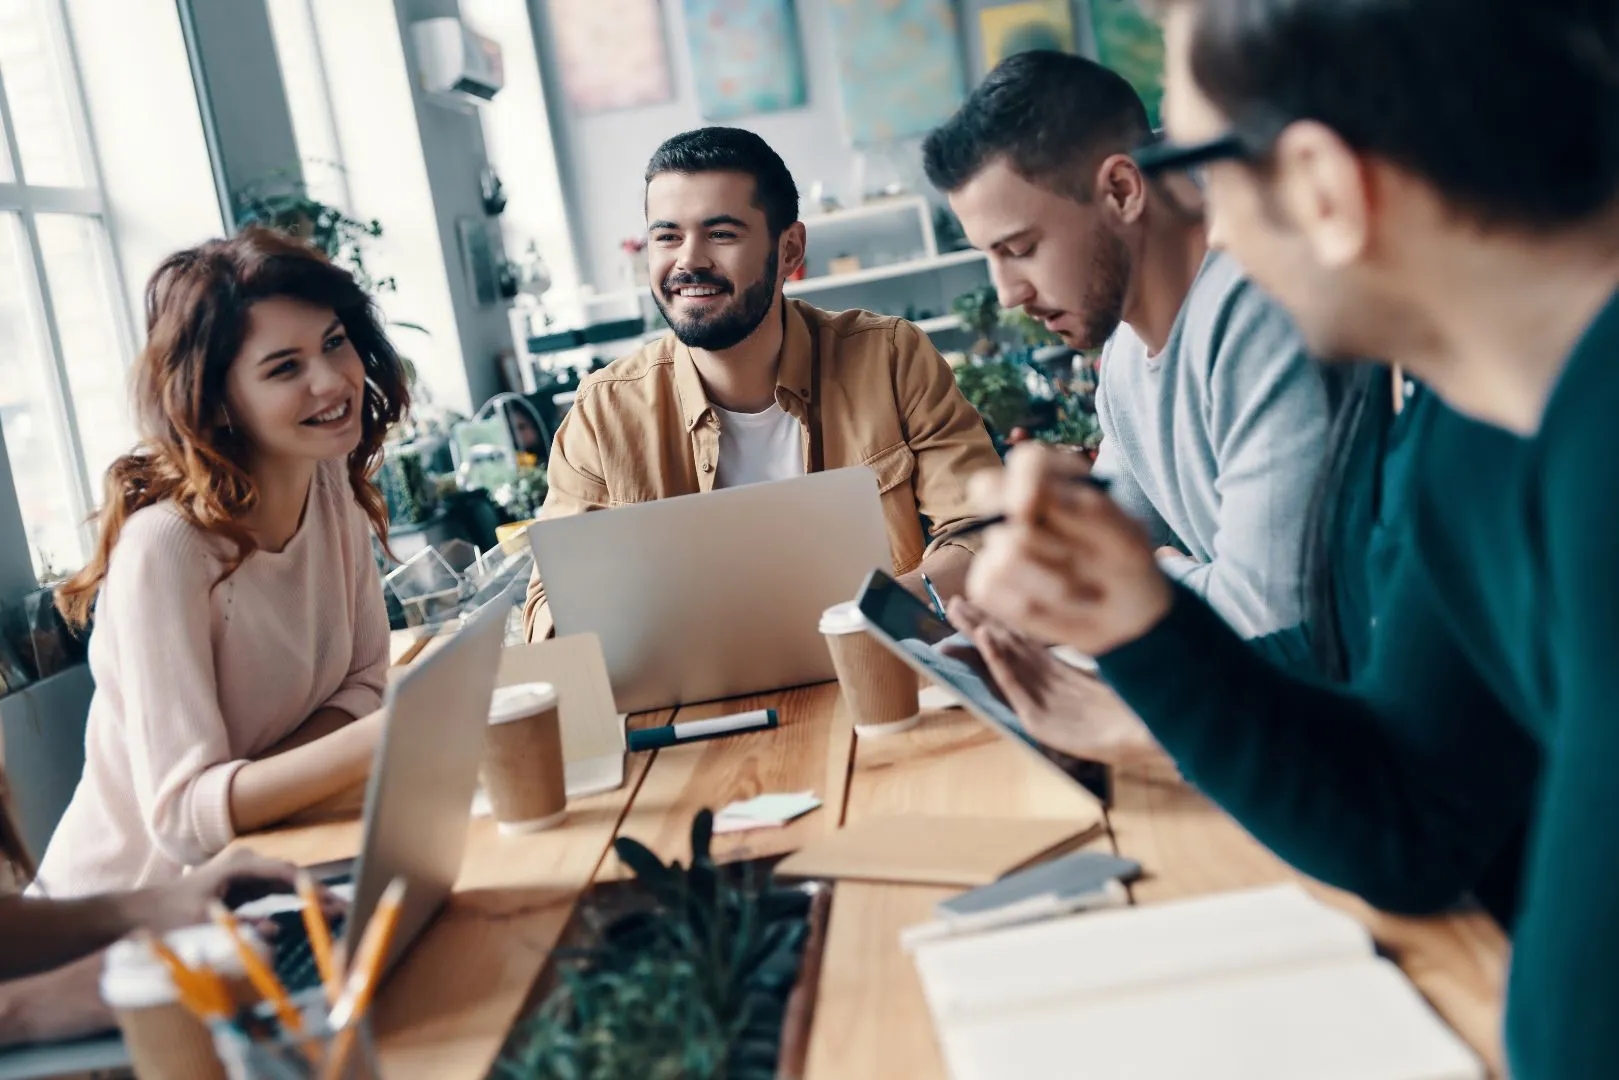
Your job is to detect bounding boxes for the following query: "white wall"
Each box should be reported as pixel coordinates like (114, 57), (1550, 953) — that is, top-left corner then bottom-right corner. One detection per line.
(395, 0), (513, 411)
(531, 0), (1095, 294)
(302, 0), (481, 415)
(65, 0), (226, 331)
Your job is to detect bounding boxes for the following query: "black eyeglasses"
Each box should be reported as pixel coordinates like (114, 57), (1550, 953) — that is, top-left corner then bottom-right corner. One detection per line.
(1132, 132), (1251, 177)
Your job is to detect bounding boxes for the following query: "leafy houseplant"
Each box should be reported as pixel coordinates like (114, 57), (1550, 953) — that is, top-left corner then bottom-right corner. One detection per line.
(234, 177), (397, 295)
(954, 358), (1034, 441)
(951, 284), (1002, 358)
(498, 811), (818, 1080)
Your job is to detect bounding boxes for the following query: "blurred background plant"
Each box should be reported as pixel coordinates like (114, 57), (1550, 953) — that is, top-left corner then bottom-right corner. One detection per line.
(949, 286), (1103, 458)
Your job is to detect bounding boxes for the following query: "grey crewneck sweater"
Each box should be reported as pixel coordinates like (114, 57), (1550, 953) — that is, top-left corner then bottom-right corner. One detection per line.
(1091, 252), (1331, 637)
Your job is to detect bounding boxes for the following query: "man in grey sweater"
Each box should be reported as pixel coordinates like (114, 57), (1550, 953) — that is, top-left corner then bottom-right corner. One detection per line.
(923, 51), (1329, 637)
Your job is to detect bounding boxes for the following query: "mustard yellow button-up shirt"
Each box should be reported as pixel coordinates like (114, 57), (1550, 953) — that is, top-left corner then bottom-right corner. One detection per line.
(524, 299), (1001, 639)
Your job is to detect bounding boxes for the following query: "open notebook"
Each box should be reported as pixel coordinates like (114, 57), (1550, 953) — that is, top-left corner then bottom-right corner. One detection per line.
(912, 883), (1483, 1080)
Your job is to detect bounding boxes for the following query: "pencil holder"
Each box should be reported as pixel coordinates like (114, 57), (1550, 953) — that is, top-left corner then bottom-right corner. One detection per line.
(212, 994), (380, 1080)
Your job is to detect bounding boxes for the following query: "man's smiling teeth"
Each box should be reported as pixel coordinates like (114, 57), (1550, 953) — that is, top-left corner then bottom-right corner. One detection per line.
(307, 401), (350, 424)
(676, 285), (724, 297)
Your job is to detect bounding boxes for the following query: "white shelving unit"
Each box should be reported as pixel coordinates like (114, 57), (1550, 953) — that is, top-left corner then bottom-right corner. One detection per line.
(913, 313), (962, 335)
(786, 248), (985, 297)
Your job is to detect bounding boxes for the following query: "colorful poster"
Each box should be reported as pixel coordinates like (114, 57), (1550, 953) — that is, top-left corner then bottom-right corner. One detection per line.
(1090, 0), (1165, 125)
(827, 0), (967, 147)
(979, 1), (1077, 70)
(685, 0), (808, 121)
(547, 0), (675, 114)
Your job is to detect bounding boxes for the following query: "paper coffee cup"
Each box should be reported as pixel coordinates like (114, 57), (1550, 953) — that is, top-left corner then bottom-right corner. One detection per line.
(101, 925), (264, 1080)
(820, 602), (920, 736)
(482, 682), (568, 834)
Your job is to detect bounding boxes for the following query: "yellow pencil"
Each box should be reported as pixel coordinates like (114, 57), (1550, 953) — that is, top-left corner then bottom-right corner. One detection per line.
(135, 930), (232, 1022)
(296, 870), (340, 1005)
(208, 901), (304, 1037)
(322, 877), (407, 1080)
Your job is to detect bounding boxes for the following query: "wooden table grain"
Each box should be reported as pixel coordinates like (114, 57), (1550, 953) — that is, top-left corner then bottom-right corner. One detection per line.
(234, 671), (1507, 1079)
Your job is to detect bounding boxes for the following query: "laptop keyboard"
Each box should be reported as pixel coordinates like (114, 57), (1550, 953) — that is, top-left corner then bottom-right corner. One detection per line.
(269, 908), (348, 995)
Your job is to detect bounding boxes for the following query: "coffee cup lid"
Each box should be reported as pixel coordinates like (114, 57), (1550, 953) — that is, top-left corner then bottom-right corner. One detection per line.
(489, 682), (559, 725)
(101, 923), (264, 1010)
(818, 601), (868, 635)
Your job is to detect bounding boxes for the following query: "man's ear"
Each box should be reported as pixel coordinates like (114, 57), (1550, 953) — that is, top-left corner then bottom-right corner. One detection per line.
(1273, 120), (1372, 269)
(777, 221), (807, 281)
(1096, 153), (1148, 226)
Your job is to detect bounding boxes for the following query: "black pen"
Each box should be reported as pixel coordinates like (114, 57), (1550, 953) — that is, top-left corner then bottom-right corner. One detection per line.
(952, 474), (1112, 541)
(627, 708), (778, 752)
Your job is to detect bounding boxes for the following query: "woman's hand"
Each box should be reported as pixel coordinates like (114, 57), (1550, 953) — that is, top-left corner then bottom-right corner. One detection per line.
(948, 598), (1165, 767)
(128, 848), (335, 932)
(966, 444), (1175, 655)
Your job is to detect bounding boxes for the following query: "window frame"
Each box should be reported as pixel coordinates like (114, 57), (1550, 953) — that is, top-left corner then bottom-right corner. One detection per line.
(0, 0), (139, 578)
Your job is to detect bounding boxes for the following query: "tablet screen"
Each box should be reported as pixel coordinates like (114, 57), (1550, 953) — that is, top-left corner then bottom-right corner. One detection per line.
(855, 570), (1110, 804)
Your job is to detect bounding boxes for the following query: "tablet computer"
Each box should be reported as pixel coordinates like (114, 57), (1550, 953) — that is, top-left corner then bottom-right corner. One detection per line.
(855, 569), (1110, 806)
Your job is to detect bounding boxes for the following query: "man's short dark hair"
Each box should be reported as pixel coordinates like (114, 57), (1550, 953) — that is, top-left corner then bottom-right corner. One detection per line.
(1186, 0), (1619, 228)
(922, 51), (1152, 200)
(645, 127), (800, 236)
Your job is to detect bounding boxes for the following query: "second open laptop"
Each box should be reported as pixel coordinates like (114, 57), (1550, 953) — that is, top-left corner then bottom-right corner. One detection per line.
(529, 467), (890, 713)
(277, 587), (511, 988)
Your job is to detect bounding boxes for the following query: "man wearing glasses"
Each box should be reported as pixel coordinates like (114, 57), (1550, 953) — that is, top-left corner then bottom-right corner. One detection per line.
(923, 50), (1332, 638)
(965, 2), (1619, 1077)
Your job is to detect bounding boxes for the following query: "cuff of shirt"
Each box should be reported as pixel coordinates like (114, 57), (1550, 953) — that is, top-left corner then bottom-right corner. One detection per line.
(188, 759), (248, 859)
(1156, 551), (1202, 584)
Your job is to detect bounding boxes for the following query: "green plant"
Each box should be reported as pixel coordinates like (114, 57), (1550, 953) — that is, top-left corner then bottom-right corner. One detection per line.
(954, 358), (1034, 438)
(1041, 398), (1104, 453)
(499, 811), (812, 1080)
(950, 284), (1001, 357)
(233, 172), (395, 295)
(999, 306), (1065, 350)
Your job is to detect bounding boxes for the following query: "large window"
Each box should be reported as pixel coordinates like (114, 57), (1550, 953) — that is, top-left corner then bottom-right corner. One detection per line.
(0, 0), (137, 581)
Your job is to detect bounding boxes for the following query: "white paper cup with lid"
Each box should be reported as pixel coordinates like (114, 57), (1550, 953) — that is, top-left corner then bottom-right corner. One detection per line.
(819, 602), (921, 736)
(482, 681), (568, 834)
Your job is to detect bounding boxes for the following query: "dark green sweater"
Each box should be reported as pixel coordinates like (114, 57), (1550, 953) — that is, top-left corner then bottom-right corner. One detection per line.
(1247, 369), (1416, 677)
(1099, 290), (1619, 1079)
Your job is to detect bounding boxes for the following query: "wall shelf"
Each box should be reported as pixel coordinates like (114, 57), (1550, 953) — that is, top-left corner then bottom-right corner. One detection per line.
(785, 249), (986, 297)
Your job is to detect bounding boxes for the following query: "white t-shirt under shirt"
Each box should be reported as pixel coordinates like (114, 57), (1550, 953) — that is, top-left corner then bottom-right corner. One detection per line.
(713, 402), (805, 488)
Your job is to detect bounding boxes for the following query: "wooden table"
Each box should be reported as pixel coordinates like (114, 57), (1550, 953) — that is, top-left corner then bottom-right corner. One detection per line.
(240, 678), (1507, 1079)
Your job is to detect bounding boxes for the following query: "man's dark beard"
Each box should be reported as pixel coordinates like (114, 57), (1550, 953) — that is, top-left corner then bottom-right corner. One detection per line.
(1070, 227), (1132, 351)
(653, 247), (779, 351)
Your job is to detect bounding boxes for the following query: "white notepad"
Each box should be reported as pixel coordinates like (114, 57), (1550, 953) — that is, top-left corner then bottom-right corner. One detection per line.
(912, 883), (1482, 1080)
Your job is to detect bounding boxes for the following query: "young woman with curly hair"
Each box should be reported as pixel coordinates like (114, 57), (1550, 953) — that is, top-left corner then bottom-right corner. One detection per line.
(34, 227), (408, 896)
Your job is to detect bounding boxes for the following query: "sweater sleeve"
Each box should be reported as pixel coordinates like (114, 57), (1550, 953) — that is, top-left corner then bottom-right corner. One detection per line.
(1097, 557), (1538, 915)
(1160, 282), (1330, 637)
(1502, 449), (1619, 1079)
(319, 496), (388, 720)
(98, 515), (244, 864)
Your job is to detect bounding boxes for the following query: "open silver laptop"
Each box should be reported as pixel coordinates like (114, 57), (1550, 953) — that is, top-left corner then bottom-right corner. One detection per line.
(331, 586), (509, 975)
(0, 590), (510, 1080)
(530, 467), (889, 713)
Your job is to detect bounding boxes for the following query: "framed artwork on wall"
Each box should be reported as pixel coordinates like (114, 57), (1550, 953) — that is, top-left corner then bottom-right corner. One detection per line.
(547, 0), (675, 115)
(979, 0), (1077, 70)
(1090, 0), (1165, 125)
(827, 0), (967, 147)
(684, 0), (808, 121)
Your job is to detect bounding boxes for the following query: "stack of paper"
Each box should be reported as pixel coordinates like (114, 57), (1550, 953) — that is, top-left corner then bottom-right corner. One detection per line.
(912, 883), (1483, 1080)
(713, 791), (822, 834)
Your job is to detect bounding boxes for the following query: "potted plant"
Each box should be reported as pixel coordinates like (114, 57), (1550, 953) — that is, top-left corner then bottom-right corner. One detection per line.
(496, 810), (828, 1080)
(954, 359), (1034, 448)
(233, 174), (396, 295)
(950, 284), (1002, 358)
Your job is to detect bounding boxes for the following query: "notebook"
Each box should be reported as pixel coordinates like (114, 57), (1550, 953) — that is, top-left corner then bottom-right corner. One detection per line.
(912, 883), (1483, 1080)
